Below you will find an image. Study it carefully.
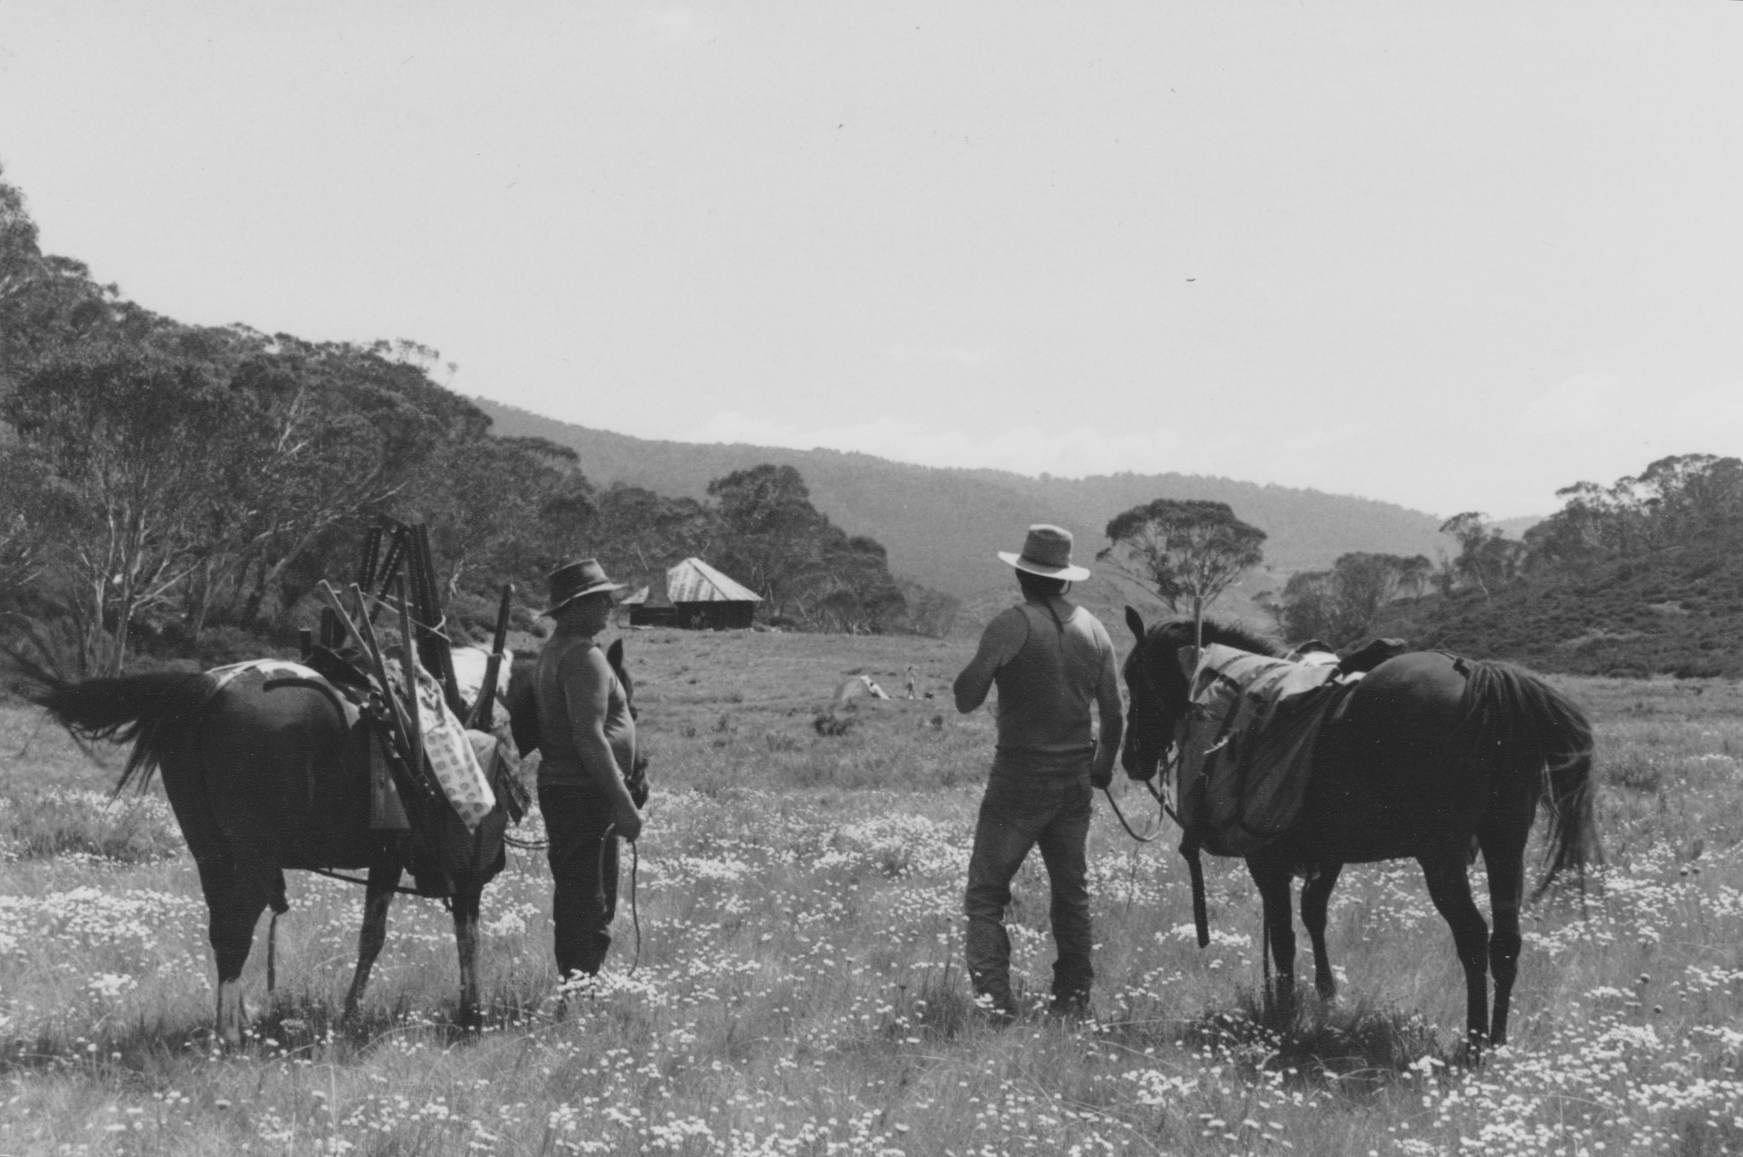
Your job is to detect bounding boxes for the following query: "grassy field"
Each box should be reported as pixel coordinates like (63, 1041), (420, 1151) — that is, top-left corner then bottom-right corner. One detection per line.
(4, 624), (1743, 1156)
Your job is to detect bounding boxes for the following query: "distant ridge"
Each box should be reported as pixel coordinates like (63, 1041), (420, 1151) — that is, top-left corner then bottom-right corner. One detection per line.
(476, 398), (1457, 618)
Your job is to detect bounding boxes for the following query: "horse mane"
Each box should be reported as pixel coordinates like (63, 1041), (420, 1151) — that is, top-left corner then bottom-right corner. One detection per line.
(1150, 617), (1281, 658)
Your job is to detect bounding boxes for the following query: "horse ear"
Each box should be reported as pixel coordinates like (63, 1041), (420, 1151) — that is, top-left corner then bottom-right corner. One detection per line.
(607, 638), (624, 667)
(1124, 605), (1146, 642)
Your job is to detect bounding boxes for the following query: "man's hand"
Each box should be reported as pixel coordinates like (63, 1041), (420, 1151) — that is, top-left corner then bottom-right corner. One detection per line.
(612, 799), (644, 842)
(1090, 743), (1113, 789)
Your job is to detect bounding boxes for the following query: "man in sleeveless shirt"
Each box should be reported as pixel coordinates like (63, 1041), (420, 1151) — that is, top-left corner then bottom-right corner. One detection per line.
(534, 559), (644, 980)
(953, 525), (1122, 1020)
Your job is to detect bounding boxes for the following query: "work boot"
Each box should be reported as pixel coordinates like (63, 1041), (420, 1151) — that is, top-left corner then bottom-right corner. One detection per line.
(974, 990), (1019, 1028)
(1047, 991), (1092, 1023)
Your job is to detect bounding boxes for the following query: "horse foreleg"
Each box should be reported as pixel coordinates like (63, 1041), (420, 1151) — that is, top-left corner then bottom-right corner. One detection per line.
(343, 860), (401, 1023)
(452, 885), (483, 1028)
(1420, 849), (1491, 1055)
(1300, 861), (1344, 1001)
(1245, 853), (1297, 1019)
(1480, 828), (1528, 1047)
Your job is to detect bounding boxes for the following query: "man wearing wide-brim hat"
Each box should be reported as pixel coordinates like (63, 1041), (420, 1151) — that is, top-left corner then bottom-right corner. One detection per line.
(952, 524), (1123, 1022)
(533, 559), (644, 981)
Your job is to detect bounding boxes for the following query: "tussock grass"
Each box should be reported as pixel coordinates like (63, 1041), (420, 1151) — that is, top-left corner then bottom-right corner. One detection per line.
(5, 632), (1743, 1154)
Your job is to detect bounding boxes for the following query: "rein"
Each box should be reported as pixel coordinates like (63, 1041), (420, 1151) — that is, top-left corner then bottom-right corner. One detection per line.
(602, 823), (642, 976)
(1100, 747), (1182, 844)
(1112, 684), (1213, 949)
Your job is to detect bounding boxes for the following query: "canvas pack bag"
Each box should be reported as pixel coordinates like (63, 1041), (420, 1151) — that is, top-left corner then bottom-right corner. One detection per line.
(384, 655), (498, 833)
(1177, 644), (1356, 857)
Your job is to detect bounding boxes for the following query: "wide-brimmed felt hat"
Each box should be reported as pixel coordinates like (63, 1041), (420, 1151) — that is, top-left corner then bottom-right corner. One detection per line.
(543, 558), (625, 615)
(998, 524), (1091, 582)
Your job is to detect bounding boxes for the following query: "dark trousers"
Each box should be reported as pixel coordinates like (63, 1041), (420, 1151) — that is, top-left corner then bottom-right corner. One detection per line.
(963, 767), (1094, 1009)
(538, 783), (619, 978)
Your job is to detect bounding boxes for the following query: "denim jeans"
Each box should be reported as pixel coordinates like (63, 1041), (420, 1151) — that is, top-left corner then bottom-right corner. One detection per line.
(538, 783), (619, 978)
(963, 763), (1094, 1009)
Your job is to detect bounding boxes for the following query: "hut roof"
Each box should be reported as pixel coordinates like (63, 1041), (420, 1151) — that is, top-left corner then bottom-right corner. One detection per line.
(668, 557), (763, 604)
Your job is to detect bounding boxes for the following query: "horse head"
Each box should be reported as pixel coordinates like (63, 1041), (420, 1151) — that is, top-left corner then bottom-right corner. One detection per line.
(606, 638), (638, 719)
(505, 657), (540, 757)
(1119, 609), (1281, 781)
(1119, 607), (1171, 781)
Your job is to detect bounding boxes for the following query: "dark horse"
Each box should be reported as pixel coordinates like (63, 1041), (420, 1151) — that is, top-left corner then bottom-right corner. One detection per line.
(1119, 611), (1599, 1048)
(17, 639), (636, 1045)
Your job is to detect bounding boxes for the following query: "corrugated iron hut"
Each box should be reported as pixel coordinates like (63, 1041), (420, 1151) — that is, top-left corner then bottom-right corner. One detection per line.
(666, 557), (762, 630)
(625, 582), (677, 628)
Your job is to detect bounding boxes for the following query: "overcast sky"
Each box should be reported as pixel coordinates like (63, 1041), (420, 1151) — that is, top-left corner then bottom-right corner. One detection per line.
(2, 2), (1738, 519)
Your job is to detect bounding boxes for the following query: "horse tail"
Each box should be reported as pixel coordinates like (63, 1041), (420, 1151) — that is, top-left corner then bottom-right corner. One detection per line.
(15, 662), (214, 796)
(1456, 659), (1600, 899)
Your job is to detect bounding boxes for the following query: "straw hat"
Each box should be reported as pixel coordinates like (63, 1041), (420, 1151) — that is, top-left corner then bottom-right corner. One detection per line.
(997, 524), (1090, 582)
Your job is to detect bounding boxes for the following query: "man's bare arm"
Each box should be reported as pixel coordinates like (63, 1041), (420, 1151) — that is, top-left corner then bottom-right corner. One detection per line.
(1090, 636), (1124, 786)
(561, 647), (643, 839)
(1087, 627), (1129, 791)
(953, 609), (1026, 714)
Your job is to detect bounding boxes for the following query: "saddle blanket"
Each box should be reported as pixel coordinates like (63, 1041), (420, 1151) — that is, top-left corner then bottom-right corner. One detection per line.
(1178, 644), (1361, 857)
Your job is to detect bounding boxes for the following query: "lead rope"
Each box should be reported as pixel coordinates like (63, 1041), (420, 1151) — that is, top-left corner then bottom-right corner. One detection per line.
(599, 823), (641, 976)
(1100, 746), (1181, 843)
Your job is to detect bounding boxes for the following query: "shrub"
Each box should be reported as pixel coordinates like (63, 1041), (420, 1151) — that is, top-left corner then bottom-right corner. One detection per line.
(0, 789), (182, 864)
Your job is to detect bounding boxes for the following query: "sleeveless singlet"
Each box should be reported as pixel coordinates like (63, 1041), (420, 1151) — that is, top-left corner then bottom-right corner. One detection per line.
(533, 633), (636, 790)
(991, 601), (1114, 772)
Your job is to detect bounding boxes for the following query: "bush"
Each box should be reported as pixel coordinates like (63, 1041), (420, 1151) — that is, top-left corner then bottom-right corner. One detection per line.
(812, 710), (855, 737)
(0, 789), (183, 864)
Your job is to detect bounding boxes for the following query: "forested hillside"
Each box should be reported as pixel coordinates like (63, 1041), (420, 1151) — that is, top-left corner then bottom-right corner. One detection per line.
(1261, 454), (1743, 677)
(475, 400), (1455, 610)
(0, 166), (947, 672)
(1377, 543), (1743, 678)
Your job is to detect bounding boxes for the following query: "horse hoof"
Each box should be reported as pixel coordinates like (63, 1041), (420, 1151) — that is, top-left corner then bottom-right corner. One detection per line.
(1454, 1037), (1486, 1068)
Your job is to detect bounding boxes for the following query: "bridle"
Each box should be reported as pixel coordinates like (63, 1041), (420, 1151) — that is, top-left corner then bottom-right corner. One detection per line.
(1111, 625), (1213, 948)
(1099, 755), (1180, 842)
(1103, 637), (1187, 843)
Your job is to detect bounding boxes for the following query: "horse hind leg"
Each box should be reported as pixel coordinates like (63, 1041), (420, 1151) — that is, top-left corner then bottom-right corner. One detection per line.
(1419, 847), (1491, 1054)
(1479, 825), (1529, 1047)
(196, 859), (272, 1048)
(343, 859), (401, 1024)
(1300, 861), (1344, 1001)
(1245, 851), (1297, 1019)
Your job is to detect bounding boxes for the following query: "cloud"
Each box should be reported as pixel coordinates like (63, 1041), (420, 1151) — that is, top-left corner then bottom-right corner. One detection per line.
(886, 345), (997, 367)
(1518, 373), (1625, 434)
(1667, 383), (1743, 440)
(635, 6), (717, 45)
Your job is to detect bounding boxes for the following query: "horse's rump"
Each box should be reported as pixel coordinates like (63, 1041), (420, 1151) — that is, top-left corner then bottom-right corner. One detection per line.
(195, 672), (376, 869)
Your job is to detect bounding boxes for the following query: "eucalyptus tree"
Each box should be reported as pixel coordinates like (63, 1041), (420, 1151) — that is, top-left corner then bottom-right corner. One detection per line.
(1098, 498), (1267, 626)
(4, 356), (235, 672)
